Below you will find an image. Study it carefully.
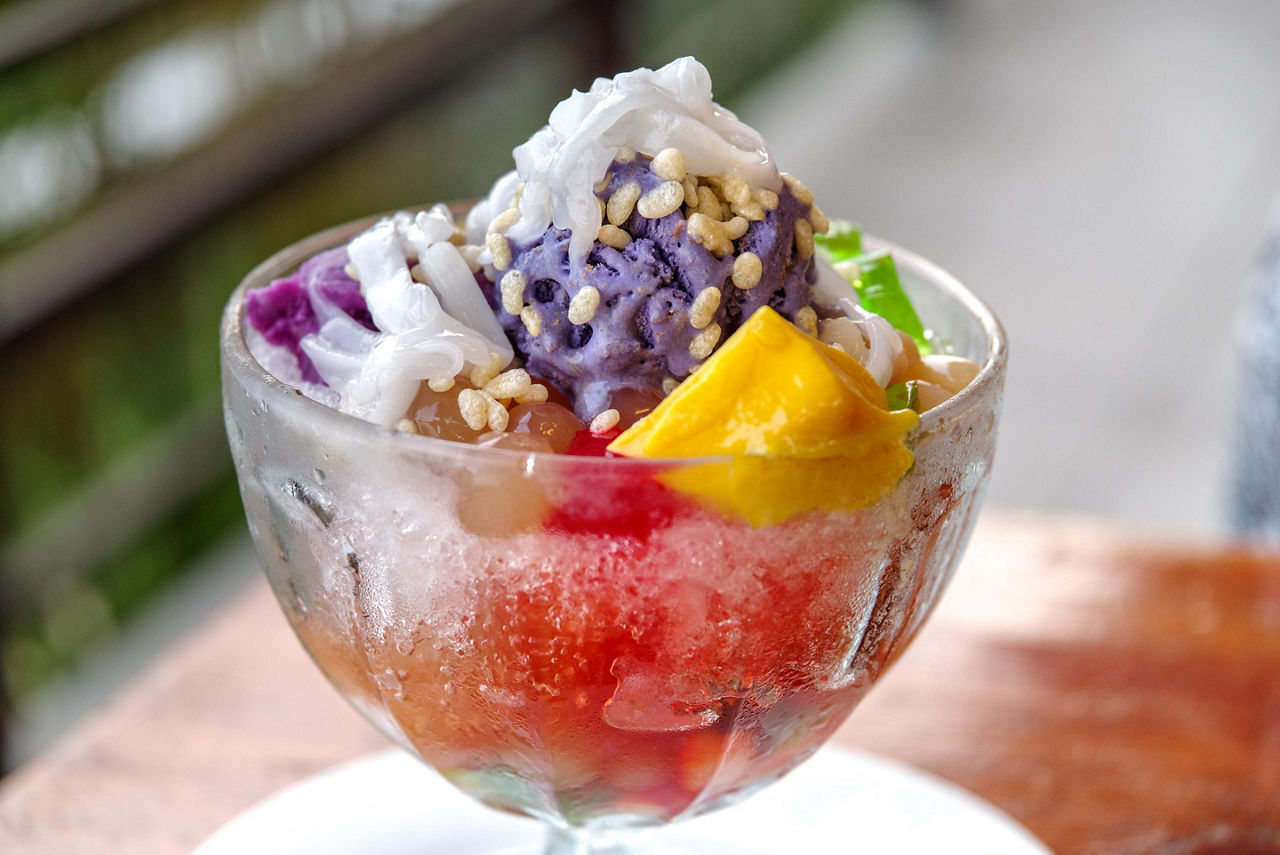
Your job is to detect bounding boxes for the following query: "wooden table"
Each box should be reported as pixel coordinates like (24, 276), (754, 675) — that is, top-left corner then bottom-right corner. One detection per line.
(2, 511), (1278, 854)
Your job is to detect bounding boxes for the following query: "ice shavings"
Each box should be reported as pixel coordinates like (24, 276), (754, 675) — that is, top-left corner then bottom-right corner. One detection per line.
(300, 207), (513, 426)
(475, 57), (780, 266)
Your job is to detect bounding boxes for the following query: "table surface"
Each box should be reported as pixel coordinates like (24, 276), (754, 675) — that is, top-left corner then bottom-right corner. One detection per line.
(2, 511), (1279, 854)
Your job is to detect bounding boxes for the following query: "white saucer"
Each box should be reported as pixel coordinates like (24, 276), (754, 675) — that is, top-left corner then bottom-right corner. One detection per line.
(196, 747), (1051, 854)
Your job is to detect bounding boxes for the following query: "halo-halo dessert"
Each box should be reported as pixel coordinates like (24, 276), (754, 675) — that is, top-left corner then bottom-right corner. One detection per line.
(222, 56), (1006, 841)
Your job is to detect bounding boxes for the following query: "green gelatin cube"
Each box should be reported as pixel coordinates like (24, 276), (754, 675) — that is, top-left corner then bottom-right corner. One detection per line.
(813, 220), (863, 262)
(854, 251), (931, 355)
(816, 222), (932, 354)
(886, 380), (919, 412)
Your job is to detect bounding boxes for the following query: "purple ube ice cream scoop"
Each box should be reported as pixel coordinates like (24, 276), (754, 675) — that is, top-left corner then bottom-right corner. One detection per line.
(487, 157), (819, 418)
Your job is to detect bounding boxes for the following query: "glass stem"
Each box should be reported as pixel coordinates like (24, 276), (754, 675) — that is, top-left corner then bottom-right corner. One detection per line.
(542, 826), (646, 855)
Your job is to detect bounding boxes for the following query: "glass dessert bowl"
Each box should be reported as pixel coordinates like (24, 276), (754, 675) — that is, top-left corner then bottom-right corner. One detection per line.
(220, 212), (1006, 853)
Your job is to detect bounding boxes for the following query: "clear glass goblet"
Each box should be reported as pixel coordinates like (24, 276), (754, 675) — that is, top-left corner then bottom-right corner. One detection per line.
(220, 212), (1006, 854)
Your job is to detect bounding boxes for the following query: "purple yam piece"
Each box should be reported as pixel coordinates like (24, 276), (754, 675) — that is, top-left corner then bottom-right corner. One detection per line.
(246, 273), (322, 382)
(300, 247), (376, 331)
(245, 246), (373, 385)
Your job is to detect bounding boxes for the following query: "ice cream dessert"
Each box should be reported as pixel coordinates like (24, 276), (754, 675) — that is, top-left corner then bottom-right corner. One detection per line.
(224, 57), (1001, 829)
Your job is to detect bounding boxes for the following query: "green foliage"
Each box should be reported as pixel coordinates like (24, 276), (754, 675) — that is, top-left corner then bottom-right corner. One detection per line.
(2, 473), (244, 699)
(630, 0), (857, 103)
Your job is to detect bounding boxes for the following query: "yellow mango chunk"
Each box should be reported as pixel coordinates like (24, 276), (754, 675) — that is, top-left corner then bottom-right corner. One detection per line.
(608, 306), (919, 526)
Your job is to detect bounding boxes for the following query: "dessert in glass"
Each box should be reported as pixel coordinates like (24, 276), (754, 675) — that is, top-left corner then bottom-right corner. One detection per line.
(221, 58), (1006, 853)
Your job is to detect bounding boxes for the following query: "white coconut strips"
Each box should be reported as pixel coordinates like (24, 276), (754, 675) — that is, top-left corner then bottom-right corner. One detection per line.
(300, 206), (513, 426)
(468, 56), (781, 265)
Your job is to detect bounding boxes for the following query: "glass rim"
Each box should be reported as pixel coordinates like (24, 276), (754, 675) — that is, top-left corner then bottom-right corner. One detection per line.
(220, 205), (1008, 468)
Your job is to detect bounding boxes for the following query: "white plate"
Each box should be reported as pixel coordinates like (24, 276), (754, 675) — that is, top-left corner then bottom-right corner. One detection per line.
(196, 747), (1052, 854)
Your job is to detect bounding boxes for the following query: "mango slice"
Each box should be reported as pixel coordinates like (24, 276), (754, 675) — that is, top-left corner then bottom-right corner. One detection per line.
(608, 307), (919, 526)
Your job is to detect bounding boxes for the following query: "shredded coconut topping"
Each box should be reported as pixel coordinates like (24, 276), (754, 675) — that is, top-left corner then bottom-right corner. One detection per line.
(298, 207), (513, 426)
(472, 57), (780, 266)
(812, 258), (904, 387)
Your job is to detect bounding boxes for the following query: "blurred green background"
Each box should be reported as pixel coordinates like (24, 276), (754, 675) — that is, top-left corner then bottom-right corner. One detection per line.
(0, 0), (864, 769)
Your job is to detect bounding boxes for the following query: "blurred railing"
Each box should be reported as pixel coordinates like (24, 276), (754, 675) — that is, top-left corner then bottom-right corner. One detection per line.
(0, 0), (860, 769)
